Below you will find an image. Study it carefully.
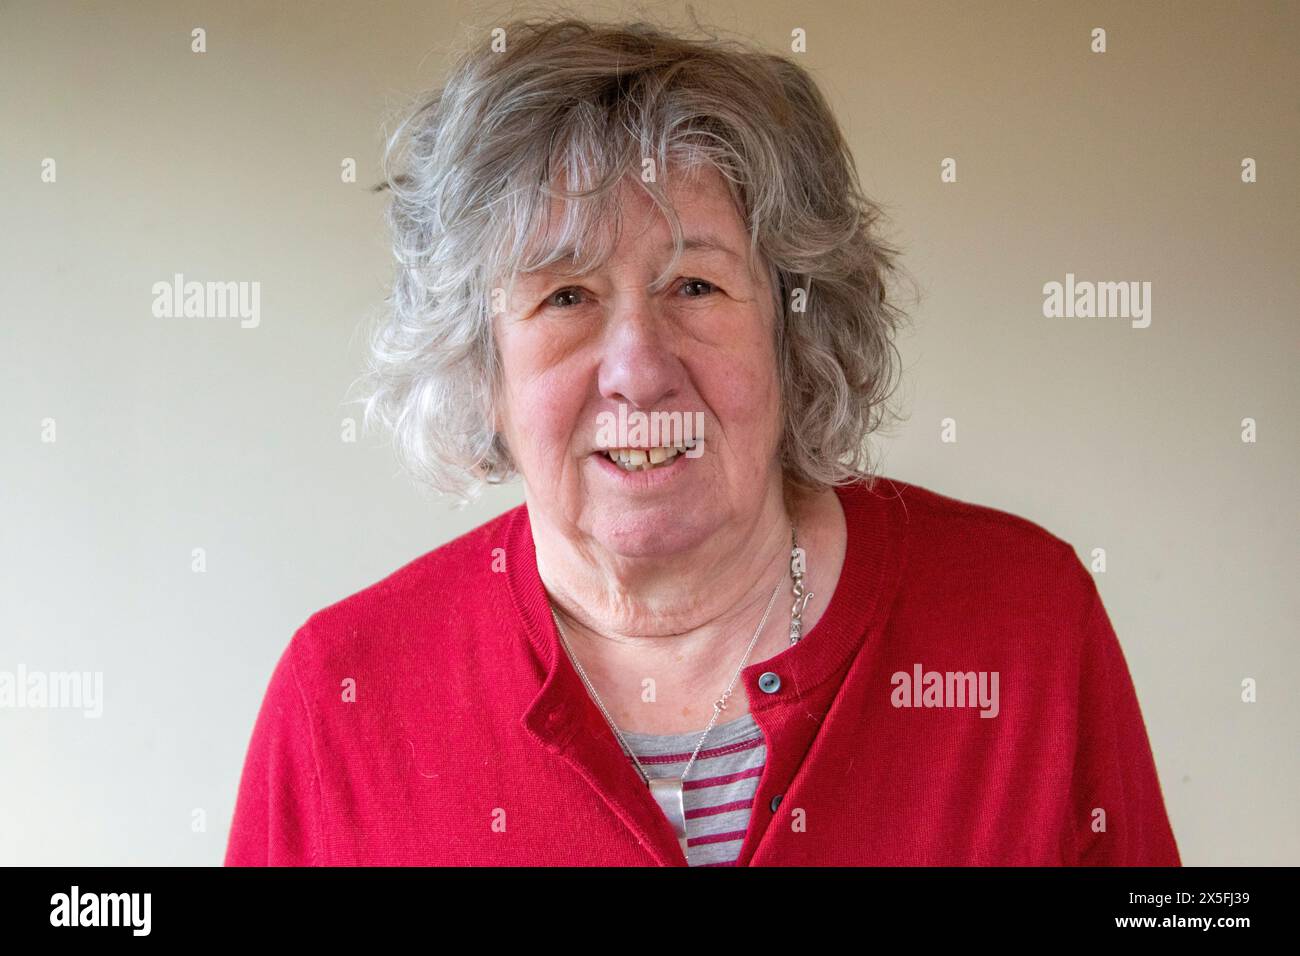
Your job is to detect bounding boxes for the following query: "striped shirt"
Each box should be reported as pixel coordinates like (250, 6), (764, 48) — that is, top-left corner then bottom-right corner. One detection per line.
(621, 711), (767, 866)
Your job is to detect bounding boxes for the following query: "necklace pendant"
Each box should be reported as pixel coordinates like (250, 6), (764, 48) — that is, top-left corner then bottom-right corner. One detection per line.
(648, 777), (690, 862)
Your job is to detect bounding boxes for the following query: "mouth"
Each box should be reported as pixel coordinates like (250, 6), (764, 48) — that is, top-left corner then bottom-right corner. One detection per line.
(596, 443), (697, 473)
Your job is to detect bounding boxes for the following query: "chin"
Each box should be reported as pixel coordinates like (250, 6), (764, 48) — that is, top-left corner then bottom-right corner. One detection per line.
(587, 502), (715, 559)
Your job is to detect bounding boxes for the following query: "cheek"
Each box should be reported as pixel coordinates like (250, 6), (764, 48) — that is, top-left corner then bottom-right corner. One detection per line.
(693, 344), (782, 450)
(691, 288), (782, 439)
(506, 367), (590, 457)
(496, 326), (583, 450)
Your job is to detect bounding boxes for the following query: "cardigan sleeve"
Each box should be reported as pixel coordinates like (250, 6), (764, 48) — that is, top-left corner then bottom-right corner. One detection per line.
(1067, 569), (1181, 865)
(224, 630), (324, 866)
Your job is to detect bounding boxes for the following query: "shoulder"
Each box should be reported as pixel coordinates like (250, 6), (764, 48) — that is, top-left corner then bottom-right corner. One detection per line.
(282, 501), (526, 680)
(853, 473), (1082, 567)
(849, 474), (1095, 613)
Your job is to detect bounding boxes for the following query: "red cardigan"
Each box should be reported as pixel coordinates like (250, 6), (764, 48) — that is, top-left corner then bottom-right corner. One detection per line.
(224, 477), (1180, 866)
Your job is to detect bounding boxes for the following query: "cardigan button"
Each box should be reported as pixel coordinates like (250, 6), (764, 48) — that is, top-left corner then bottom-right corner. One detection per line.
(758, 671), (781, 694)
(770, 794), (783, 812)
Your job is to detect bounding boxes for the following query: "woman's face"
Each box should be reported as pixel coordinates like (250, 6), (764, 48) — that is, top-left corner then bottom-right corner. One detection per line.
(493, 166), (783, 560)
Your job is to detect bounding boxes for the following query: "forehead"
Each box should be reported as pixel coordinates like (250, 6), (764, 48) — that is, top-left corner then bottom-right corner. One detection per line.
(513, 164), (753, 279)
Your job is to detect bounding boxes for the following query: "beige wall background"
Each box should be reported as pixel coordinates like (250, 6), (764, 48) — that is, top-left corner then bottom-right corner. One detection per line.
(1, 0), (1295, 865)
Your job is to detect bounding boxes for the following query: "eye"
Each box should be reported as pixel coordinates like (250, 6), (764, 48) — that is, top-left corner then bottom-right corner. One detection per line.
(678, 278), (717, 298)
(545, 287), (586, 309)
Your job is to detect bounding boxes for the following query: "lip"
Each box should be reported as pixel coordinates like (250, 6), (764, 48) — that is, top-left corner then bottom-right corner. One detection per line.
(589, 449), (692, 488)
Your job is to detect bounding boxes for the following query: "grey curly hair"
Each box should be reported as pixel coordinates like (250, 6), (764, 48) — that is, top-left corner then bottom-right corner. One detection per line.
(359, 15), (915, 503)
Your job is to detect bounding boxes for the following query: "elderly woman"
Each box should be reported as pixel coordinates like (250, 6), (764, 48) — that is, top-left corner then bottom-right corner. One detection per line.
(225, 18), (1179, 866)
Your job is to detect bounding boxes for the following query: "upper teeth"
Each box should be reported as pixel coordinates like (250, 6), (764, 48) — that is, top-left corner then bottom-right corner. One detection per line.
(603, 446), (689, 471)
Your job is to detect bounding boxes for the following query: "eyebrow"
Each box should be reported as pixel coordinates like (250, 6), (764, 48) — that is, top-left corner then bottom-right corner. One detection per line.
(666, 235), (743, 260)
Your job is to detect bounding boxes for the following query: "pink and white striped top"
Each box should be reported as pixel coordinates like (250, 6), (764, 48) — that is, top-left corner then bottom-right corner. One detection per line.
(621, 711), (767, 866)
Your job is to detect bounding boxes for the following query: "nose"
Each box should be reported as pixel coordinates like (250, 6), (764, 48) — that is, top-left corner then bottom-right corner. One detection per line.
(596, 291), (683, 411)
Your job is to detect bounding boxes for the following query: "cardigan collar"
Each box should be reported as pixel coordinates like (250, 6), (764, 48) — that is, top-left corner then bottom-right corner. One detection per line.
(506, 477), (907, 865)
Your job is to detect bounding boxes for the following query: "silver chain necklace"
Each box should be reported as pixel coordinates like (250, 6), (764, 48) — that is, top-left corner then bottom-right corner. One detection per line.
(548, 521), (813, 862)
